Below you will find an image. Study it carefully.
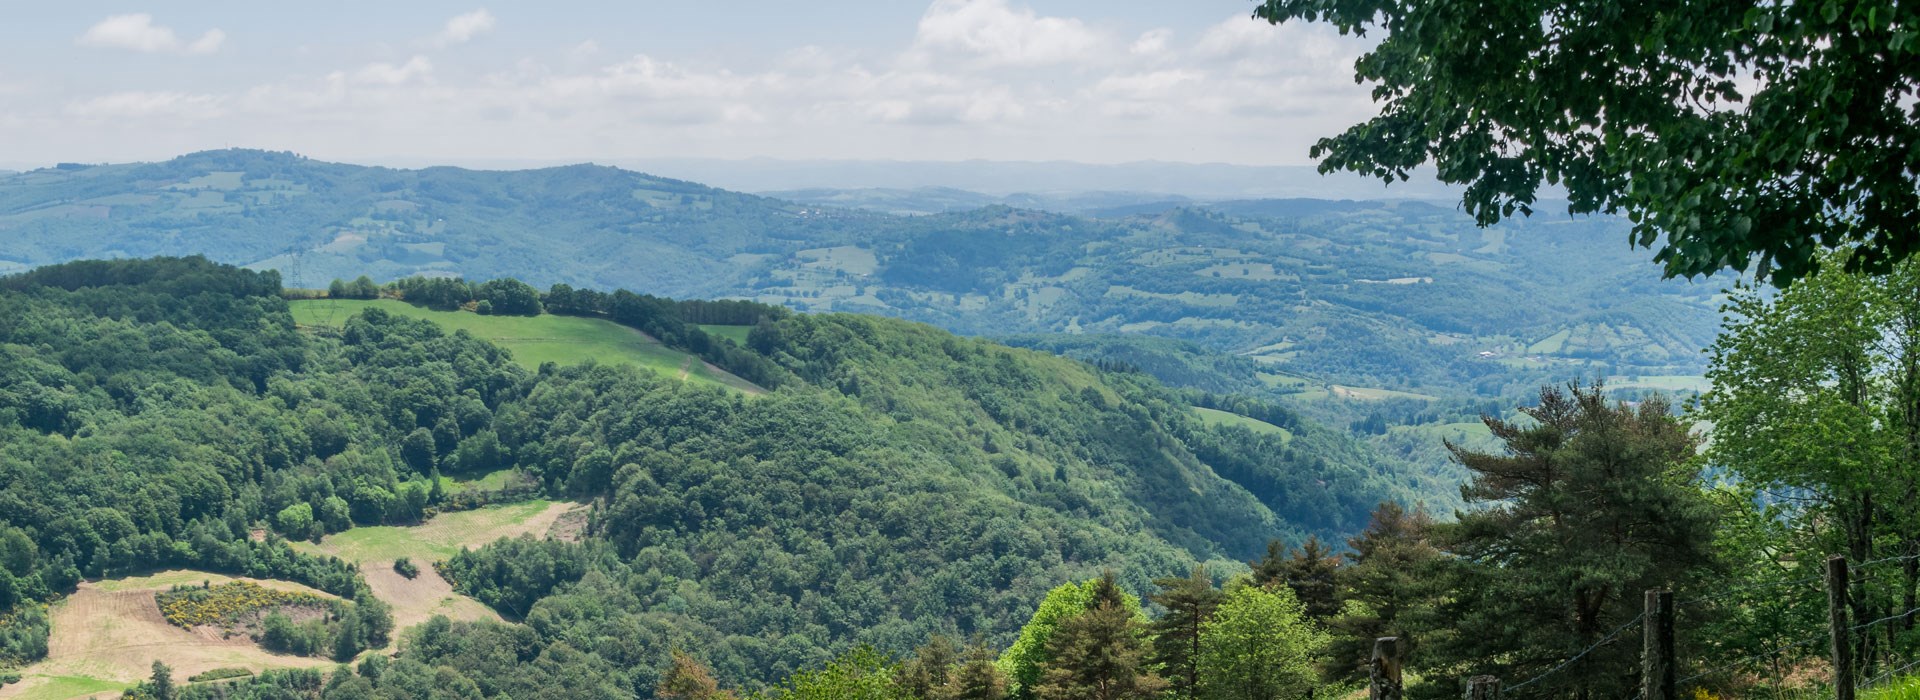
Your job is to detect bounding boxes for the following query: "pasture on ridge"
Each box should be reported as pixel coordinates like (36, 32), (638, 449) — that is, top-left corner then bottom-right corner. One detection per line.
(289, 299), (763, 393)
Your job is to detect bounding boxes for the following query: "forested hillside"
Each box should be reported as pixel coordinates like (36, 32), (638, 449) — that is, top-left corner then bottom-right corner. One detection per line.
(0, 151), (1718, 402)
(0, 257), (1428, 696)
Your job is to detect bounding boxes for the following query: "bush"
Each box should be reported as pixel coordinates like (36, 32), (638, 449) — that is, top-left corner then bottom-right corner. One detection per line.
(393, 558), (419, 580)
(187, 667), (252, 683)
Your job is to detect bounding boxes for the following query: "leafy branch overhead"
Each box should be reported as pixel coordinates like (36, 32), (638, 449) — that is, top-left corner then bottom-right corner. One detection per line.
(1256, 0), (1920, 284)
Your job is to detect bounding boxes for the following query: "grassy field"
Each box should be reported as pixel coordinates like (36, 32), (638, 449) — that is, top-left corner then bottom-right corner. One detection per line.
(288, 500), (582, 633)
(1330, 385), (1437, 401)
(7, 674), (129, 700)
(697, 324), (753, 345)
(289, 500), (577, 563)
(289, 299), (761, 393)
(1192, 407), (1293, 441)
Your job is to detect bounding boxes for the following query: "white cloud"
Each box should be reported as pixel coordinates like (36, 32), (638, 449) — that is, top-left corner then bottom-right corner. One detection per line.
(912, 0), (1107, 67)
(29, 4), (1386, 166)
(1129, 29), (1172, 57)
(77, 14), (225, 55)
(354, 56), (434, 86)
(433, 9), (497, 46)
(66, 91), (225, 120)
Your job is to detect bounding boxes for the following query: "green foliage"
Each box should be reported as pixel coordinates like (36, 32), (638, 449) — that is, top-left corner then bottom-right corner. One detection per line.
(1000, 580), (1098, 694)
(1147, 568), (1222, 700)
(1254, 0), (1920, 284)
(1433, 384), (1718, 698)
(1032, 574), (1165, 700)
(761, 646), (910, 700)
(392, 557), (418, 579)
(1324, 503), (1446, 685)
(1195, 582), (1326, 700)
(185, 668), (252, 683)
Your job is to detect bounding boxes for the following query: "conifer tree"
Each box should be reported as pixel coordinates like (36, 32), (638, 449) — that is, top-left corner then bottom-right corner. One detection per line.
(899, 634), (960, 699)
(1250, 537), (1343, 622)
(1147, 566), (1221, 699)
(1325, 502), (1445, 684)
(1437, 384), (1718, 698)
(950, 638), (1010, 700)
(1034, 572), (1166, 700)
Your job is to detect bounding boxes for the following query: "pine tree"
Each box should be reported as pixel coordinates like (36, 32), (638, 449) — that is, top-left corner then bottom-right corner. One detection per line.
(1325, 502), (1445, 684)
(949, 637), (1010, 700)
(149, 660), (174, 700)
(1147, 566), (1221, 699)
(899, 634), (960, 699)
(1250, 537), (1343, 622)
(1437, 384), (1719, 698)
(1034, 572), (1167, 700)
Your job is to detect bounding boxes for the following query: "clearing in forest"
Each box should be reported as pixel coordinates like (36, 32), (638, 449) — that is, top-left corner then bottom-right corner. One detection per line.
(289, 501), (584, 633)
(1191, 407), (1292, 441)
(2, 572), (338, 700)
(289, 299), (763, 393)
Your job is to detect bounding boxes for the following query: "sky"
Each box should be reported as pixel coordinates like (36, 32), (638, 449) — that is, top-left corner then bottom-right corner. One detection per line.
(0, 1), (1382, 169)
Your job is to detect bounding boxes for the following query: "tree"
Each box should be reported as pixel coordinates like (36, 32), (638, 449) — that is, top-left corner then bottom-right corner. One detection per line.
(1148, 566), (1222, 699)
(1325, 502), (1446, 685)
(658, 650), (735, 700)
(150, 660), (174, 700)
(1254, 0), (1920, 284)
(950, 638), (1011, 700)
(475, 278), (543, 316)
(1697, 254), (1920, 665)
(775, 646), (911, 700)
(1248, 537), (1342, 622)
(401, 427), (437, 473)
(899, 635), (960, 699)
(1196, 582), (1326, 700)
(1033, 573), (1166, 700)
(1001, 579), (1099, 695)
(1436, 384), (1718, 698)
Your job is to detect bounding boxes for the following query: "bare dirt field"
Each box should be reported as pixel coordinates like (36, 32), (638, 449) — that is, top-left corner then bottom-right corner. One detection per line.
(2, 572), (335, 700)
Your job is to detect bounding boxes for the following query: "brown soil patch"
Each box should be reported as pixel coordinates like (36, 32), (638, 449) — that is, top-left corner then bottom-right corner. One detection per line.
(357, 562), (500, 645)
(546, 506), (589, 543)
(18, 577), (332, 690)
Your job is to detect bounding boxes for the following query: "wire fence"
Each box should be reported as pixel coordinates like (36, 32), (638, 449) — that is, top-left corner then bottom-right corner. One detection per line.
(1450, 552), (1920, 697)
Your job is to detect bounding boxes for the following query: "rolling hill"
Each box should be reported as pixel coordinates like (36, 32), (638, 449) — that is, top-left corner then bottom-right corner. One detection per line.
(0, 150), (1724, 400)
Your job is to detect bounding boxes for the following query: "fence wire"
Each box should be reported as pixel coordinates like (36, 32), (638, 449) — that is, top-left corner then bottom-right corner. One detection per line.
(1505, 612), (1646, 692)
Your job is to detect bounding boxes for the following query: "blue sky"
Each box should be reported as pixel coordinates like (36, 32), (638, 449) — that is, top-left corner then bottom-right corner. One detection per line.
(0, 2), (1379, 168)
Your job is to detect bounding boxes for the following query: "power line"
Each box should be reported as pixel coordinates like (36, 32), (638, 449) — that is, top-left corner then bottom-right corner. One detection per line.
(1506, 613), (1645, 692)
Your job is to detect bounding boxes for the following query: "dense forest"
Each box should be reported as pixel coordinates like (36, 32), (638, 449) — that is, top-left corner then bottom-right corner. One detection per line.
(2, 255), (1914, 698)
(0, 257), (1439, 697)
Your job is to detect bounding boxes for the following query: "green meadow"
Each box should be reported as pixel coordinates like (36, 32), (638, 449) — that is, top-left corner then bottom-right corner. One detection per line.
(290, 299), (760, 392)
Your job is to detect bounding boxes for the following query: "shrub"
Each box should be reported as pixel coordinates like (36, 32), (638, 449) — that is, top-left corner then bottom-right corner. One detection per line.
(187, 667), (252, 683)
(393, 558), (419, 580)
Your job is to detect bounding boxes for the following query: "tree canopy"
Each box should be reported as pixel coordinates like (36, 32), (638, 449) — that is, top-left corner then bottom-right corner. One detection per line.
(1255, 0), (1920, 284)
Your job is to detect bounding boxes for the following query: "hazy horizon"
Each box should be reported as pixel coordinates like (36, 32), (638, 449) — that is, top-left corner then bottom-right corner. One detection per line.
(0, 1), (1380, 168)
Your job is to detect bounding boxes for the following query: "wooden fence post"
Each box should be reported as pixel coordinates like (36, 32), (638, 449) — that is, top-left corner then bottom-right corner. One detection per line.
(1371, 636), (1404, 700)
(1643, 589), (1675, 700)
(1465, 675), (1501, 700)
(1830, 555), (1855, 700)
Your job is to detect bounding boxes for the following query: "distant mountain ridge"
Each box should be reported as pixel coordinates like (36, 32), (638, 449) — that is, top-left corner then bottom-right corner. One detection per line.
(0, 149), (1723, 399)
